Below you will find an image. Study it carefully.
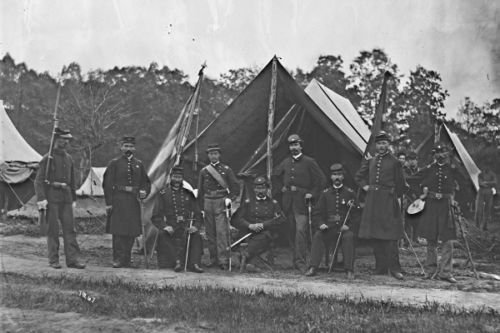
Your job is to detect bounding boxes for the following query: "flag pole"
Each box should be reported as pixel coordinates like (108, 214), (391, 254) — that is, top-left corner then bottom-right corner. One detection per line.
(266, 56), (278, 196)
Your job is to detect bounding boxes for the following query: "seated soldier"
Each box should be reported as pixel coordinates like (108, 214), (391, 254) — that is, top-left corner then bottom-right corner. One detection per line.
(151, 166), (203, 273)
(233, 176), (286, 272)
(305, 163), (356, 279)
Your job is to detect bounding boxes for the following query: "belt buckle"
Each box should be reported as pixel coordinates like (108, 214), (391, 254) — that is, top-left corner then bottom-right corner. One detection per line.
(176, 216), (184, 223)
(125, 186), (133, 192)
(290, 186), (297, 191)
(435, 193), (442, 200)
(333, 215), (341, 222)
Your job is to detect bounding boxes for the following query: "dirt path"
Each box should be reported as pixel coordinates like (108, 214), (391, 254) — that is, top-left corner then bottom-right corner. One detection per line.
(1, 250), (499, 313)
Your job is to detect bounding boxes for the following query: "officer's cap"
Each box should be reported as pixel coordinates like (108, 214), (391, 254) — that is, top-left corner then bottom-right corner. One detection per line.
(121, 136), (136, 144)
(287, 134), (303, 144)
(407, 151), (418, 160)
(330, 163), (344, 173)
(374, 131), (391, 143)
(171, 166), (184, 175)
(253, 176), (268, 186)
(432, 143), (449, 154)
(206, 143), (221, 153)
(396, 150), (407, 158)
(54, 128), (73, 140)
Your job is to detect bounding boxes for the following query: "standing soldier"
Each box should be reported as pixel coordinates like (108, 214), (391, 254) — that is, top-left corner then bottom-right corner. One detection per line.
(273, 134), (326, 273)
(103, 136), (151, 268)
(197, 143), (240, 270)
(233, 176), (286, 272)
(35, 128), (85, 269)
(305, 164), (356, 279)
(417, 144), (462, 283)
(403, 151), (422, 244)
(475, 166), (497, 231)
(355, 131), (407, 280)
(151, 166), (203, 273)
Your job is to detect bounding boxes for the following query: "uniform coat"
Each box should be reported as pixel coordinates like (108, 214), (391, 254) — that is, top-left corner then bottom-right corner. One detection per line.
(355, 153), (406, 240)
(417, 162), (460, 242)
(103, 155), (151, 236)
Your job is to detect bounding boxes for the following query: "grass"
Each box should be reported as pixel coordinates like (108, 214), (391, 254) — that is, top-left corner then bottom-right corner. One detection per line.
(1, 272), (499, 333)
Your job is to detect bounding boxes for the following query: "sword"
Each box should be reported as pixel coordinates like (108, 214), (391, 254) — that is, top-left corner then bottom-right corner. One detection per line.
(306, 197), (313, 245)
(184, 212), (195, 272)
(328, 201), (354, 273)
(227, 232), (253, 250)
(226, 200), (232, 272)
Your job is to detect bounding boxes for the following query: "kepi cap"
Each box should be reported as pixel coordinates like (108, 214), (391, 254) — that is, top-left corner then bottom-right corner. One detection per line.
(374, 131), (391, 143)
(121, 136), (136, 144)
(54, 128), (73, 140)
(253, 176), (268, 186)
(206, 143), (221, 153)
(329, 163), (344, 173)
(287, 134), (303, 144)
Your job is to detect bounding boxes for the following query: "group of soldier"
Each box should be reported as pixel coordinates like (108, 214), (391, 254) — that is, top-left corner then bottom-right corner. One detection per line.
(35, 127), (496, 284)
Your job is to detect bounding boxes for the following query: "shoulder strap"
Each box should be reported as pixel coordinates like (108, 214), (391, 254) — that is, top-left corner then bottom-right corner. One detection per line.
(205, 165), (229, 190)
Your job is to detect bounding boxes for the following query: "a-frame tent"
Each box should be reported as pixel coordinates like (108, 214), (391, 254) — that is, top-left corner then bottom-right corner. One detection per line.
(181, 58), (369, 190)
(1, 100), (42, 212)
(76, 167), (106, 196)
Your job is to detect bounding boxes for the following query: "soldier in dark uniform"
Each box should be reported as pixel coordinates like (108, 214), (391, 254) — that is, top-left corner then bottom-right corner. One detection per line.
(233, 176), (286, 272)
(475, 166), (497, 231)
(35, 128), (85, 269)
(355, 131), (407, 280)
(273, 134), (326, 273)
(103, 136), (151, 268)
(403, 151), (422, 244)
(417, 144), (462, 283)
(151, 166), (203, 273)
(197, 143), (240, 270)
(305, 164), (356, 279)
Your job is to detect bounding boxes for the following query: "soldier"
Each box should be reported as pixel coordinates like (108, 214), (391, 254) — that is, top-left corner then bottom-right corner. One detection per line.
(103, 136), (151, 268)
(35, 128), (85, 269)
(403, 151), (422, 244)
(197, 143), (240, 270)
(233, 176), (286, 272)
(355, 131), (407, 280)
(475, 166), (497, 231)
(396, 151), (407, 165)
(417, 144), (462, 283)
(151, 166), (203, 273)
(305, 164), (356, 279)
(273, 134), (326, 273)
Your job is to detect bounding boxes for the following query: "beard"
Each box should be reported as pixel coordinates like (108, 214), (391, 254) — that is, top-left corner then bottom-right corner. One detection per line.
(170, 180), (182, 188)
(124, 150), (133, 157)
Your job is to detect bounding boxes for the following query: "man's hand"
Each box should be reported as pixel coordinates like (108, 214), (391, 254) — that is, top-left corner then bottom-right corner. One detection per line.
(305, 193), (313, 200)
(164, 226), (174, 234)
(319, 224), (328, 231)
(37, 200), (48, 210)
(139, 190), (147, 200)
(249, 224), (264, 233)
(188, 226), (198, 234)
(106, 205), (112, 214)
(362, 185), (369, 192)
(224, 198), (232, 206)
(72, 202), (77, 209)
(340, 225), (349, 232)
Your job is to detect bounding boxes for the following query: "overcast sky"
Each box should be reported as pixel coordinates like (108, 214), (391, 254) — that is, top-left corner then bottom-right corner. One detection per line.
(1, 0), (499, 118)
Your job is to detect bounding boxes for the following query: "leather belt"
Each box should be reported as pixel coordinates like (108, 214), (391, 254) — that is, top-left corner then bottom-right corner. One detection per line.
(114, 185), (138, 193)
(48, 181), (69, 189)
(282, 185), (307, 192)
(204, 189), (228, 199)
(368, 185), (394, 193)
(428, 191), (453, 200)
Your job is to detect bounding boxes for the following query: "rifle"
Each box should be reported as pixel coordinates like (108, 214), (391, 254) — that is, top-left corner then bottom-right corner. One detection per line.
(39, 84), (62, 234)
(225, 200), (232, 272)
(328, 200), (354, 273)
(184, 212), (195, 272)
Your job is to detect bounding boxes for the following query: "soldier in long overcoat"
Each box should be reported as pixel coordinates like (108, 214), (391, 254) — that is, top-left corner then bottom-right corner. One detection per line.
(35, 128), (85, 269)
(273, 134), (326, 273)
(355, 131), (407, 280)
(103, 136), (151, 268)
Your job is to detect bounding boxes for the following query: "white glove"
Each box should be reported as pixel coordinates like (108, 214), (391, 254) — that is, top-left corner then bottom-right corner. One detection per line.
(139, 190), (147, 199)
(164, 226), (174, 234)
(225, 198), (232, 206)
(492, 188), (497, 196)
(72, 202), (77, 209)
(37, 200), (48, 210)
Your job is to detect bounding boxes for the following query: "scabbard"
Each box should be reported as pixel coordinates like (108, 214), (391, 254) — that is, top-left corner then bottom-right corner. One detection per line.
(38, 210), (47, 236)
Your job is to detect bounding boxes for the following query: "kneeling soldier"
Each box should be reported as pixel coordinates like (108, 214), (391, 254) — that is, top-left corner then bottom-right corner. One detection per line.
(305, 164), (356, 279)
(233, 176), (286, 272)
(151, 166), (203, 273)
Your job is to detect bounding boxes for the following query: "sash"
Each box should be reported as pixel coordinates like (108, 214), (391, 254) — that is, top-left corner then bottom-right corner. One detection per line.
(205, 164), (229, 191)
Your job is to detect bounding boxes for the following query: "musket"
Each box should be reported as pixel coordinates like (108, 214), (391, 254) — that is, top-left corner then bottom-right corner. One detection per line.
(184, 212), (195, 272)
(39, 83), (62, 234)
(328, 200), (354, 274)
(226, 200), (232, 272)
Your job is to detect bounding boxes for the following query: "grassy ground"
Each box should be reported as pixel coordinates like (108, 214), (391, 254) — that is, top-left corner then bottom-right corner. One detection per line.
(1, 272), (499, 333)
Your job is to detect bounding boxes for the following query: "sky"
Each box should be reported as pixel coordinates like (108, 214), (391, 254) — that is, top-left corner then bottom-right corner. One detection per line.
(1, 0), (499, 118)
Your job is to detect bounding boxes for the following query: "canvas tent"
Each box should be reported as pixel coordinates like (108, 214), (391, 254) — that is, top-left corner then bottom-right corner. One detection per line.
(1, 100), (42, 212)
(180, 58), (370, 190)
(76, 167), (106, 196)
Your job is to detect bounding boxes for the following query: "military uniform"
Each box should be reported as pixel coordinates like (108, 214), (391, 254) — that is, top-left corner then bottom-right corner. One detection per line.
(309, 184), (356, 273)
(417, 147), (461, 280)
(355, 132), (406, 277)
(475, 170), (497, 231)
(197, 144), (240, 267)
(34, 129), (83, 268)
(151, 184), (203, 270)
(103, 140), (151, 267)
(403, 159), (421, 242)
(273, 134), (326, 270)
(233, 179), (285, 268)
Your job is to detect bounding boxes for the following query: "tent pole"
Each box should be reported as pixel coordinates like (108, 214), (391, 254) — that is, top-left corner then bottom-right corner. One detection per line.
(266, 57), (278, 195)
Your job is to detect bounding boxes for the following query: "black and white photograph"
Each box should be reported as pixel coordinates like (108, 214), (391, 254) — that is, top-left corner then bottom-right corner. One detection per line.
(1, 0), (499, 332)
